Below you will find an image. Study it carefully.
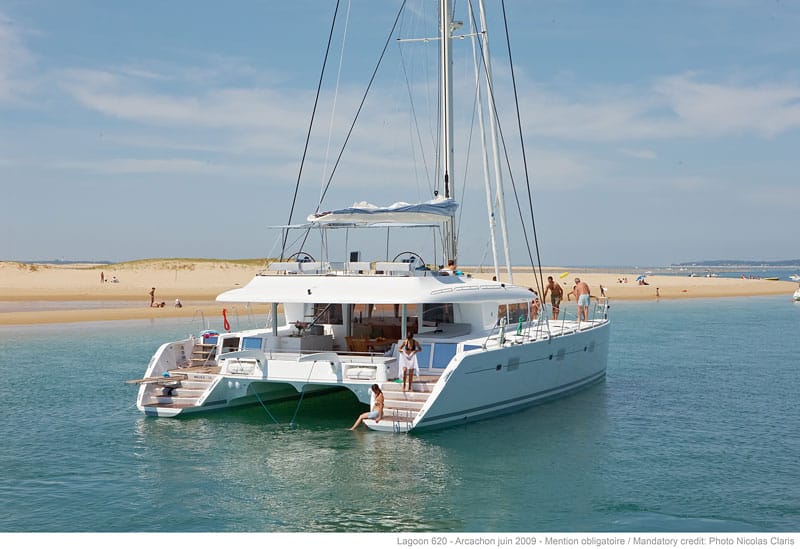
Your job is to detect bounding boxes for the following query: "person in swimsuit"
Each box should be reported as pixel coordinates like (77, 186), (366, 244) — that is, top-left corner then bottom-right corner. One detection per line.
(571, 278), (591, 323)
(349, 384), (384, 430)
(398, 332), (421, 392)
(543, 276), (564, 320)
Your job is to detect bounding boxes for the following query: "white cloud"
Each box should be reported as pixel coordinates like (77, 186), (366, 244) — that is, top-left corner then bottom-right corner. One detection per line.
(59, 72), (301, 131)
(0, 13), (36, 102)
(518, 73), (800, 142)
(54, 157), (234, 176)
(654, 73), (800, 138)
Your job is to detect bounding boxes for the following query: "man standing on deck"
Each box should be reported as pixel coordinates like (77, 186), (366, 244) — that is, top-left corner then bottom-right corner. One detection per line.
(571, 278), (591, 323)
(543, 276), (564, 320)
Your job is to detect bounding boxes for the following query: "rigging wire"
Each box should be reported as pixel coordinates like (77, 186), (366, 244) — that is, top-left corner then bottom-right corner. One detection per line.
(462, 1), (545, 296)
(315, 0), (409, 210)
(281, 0), (342, 259)
(319, 0), (353, 206)
(500, 0), (547, 295)
(398, 41), (435, 199)
(295, 0), (409, 255)
(454, 71), (482, 251)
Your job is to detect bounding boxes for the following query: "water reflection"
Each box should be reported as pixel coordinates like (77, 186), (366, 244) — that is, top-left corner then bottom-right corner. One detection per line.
(129, 382), (609, 532)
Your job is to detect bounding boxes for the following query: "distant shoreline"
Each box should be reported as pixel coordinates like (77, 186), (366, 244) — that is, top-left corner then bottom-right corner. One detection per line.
(1, 259), (796, 326)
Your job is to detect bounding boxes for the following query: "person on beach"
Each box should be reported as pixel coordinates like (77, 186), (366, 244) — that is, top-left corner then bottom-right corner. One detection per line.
(349, 384), (384, 430)
(570, 278), (591, 323)
(148, 287), (156, 307)
(398, 332), (421, 392)
(174, 298), (183, 308)
(543, 276), (564, 320)
(100, 271), (104, 284)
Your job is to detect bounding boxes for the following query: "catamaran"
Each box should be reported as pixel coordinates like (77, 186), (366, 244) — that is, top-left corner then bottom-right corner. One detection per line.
(131, 0), (610, 432)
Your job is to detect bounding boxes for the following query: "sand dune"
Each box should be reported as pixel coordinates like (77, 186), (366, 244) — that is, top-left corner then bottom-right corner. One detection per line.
(1, 260), (796, 325)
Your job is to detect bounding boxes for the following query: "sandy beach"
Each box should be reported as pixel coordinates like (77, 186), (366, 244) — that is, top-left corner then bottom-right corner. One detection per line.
(0, 260), (796, 326)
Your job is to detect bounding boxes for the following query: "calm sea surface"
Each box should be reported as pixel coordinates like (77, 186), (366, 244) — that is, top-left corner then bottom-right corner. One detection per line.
(1, 296), (798, 533)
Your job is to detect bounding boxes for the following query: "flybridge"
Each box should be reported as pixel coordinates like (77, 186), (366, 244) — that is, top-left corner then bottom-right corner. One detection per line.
(216, 265), (536, 305)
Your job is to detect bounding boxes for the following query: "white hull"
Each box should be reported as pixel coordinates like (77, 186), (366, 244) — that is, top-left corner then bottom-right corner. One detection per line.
(793, 289), (800, 301)
(134, 334), (389, 418)
(367, 321), (608, 432)
(134, 316), (609, 432)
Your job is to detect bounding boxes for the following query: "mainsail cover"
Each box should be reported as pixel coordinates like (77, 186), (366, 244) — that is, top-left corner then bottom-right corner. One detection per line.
(307, 198), (458, 226)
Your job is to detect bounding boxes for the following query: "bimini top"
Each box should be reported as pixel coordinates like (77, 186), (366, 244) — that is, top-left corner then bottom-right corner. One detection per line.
(307, 198), (457, 226)
(217, 272), (534, 305)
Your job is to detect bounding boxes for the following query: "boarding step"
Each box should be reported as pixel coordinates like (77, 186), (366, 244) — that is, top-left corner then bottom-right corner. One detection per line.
(364, 412), (417, 432)
(143, 394), (201, 407)
(141, 373), (216, 408)
(175, 380), (214, 391)
(381, 382), (436, 393)
(150, 387), (206, 398)
(384, 402), (424, 415)
(142, 401), (195, 409)
(190, 358), (217, 366)
(190, 343), (217, 364)
(382, 387), (431, 400)
(192, 348), (215, 356)
(384, 394), (427, 411)
(381, 411), (419, 423)
(170, 365), (221, 374)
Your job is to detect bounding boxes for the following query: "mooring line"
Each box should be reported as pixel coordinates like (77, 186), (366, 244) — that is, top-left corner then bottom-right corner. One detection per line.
(253, 390), (280, 425)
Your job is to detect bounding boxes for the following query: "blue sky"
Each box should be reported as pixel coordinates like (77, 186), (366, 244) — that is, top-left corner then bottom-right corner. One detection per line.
(2, 0), (799, 267)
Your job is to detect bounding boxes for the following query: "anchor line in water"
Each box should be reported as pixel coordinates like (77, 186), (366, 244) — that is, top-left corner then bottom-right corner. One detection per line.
(290, 356), (329, 427)
(253, 389), (281, 425)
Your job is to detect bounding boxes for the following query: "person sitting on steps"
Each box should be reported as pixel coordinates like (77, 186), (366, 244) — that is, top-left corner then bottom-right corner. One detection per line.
(349, 384), (384, 430)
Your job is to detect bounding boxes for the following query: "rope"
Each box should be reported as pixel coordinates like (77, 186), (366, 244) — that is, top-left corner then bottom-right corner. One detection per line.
(253, 389), (281, 425)
(289, 356), (327, 427)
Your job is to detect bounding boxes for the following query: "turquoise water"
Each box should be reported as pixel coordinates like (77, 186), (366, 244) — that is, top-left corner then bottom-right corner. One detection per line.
(1, 297), (798, 532)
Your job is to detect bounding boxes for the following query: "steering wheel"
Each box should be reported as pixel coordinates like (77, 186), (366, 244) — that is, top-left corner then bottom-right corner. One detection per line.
(392, 251), (426, 270)
(287, 251), (316, 263)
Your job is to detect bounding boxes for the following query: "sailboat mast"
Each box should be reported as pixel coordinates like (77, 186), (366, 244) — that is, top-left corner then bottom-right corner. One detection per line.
(477, 0), (513, 283)
(440, 0), (457, 264)
(470, 11), (501, 282)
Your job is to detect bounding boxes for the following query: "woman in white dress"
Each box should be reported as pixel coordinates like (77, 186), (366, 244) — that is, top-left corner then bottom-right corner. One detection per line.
(398, 332), (421, 392)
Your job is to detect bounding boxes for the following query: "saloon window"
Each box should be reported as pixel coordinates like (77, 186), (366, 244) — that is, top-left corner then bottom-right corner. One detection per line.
(423, 303), (454, 325)
(498, 302), (529, 324)
(313, 303), (343, 325)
